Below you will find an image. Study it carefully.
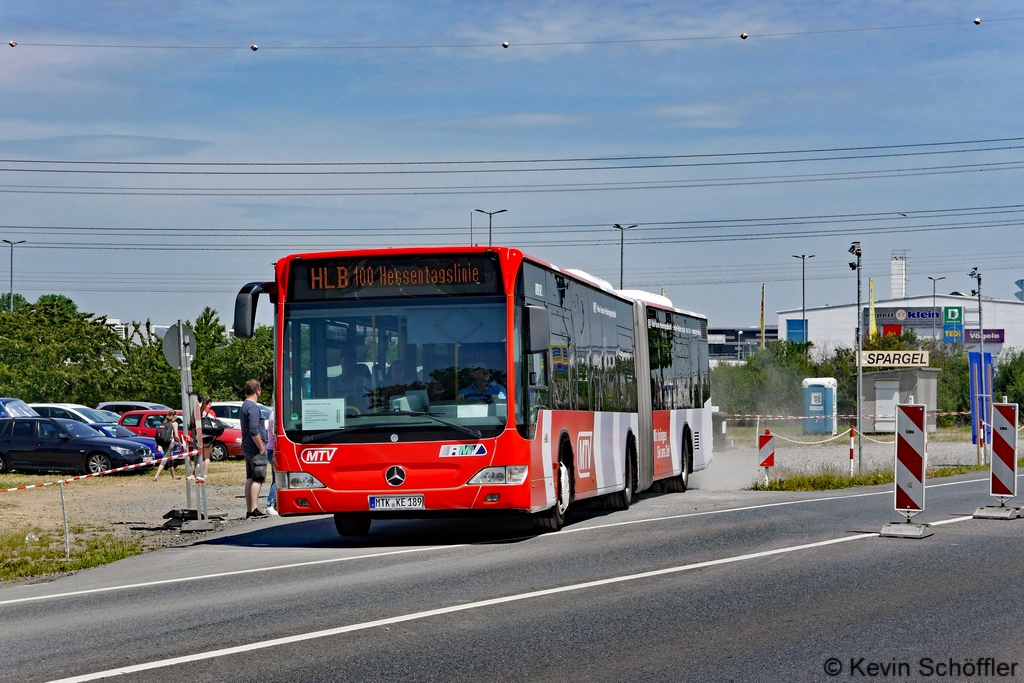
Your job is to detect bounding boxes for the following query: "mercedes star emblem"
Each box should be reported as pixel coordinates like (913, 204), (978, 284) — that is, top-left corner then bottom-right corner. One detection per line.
(385, 465), (406, 487)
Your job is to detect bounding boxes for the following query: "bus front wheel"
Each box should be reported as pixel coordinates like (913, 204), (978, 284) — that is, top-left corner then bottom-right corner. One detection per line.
(334, 513), (371, 537)
(534, 458), (571, 532)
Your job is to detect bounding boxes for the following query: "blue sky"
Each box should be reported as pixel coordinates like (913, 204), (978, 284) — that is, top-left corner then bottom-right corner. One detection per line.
(1, 1), (1022, 331)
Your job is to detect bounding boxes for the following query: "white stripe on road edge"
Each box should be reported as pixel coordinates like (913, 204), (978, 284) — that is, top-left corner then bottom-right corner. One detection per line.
(0, 546), (465, 607)
(1, 474), (996, 607)
(49, 530), (885, 683)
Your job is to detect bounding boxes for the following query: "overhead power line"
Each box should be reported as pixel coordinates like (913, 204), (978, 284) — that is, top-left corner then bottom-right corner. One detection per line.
(5, 16), (1021, 51)
(1, 158), (1022, 196)
(1, 136), (1020, 168)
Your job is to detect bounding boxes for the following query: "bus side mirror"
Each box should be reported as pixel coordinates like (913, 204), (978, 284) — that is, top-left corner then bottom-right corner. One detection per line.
(233, 282), (275, 339)
(525, 305), (550, 354)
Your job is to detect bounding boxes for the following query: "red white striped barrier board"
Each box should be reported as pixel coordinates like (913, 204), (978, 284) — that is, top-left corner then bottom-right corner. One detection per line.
(894, 404), (927, 517)
(990, 404), (1018, 499)
(758, 432), (775, 468)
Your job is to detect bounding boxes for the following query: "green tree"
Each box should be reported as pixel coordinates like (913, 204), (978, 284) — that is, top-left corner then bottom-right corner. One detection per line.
(112, 321), (183, 407)
(190, 307), (229, 398)
(218, 325), (274, 403)
(36, 294), (78, 315)
(0, 292), (28, 312)
(993, 348), (1024, 407)
(0, 301), (122, 404)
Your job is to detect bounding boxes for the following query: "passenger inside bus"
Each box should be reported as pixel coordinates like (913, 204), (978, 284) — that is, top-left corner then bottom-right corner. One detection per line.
(327, 347), (372, 412)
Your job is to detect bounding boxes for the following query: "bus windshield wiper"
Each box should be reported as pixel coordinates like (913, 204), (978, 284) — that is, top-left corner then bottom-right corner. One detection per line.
(389, 411), (482, 439)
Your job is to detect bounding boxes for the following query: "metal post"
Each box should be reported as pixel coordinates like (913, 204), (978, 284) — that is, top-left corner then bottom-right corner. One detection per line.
(177, 320), (193, 511)
(474, 209), (506, 247)
(793, 254), (815, 349)
(614, 224), (637, 289)
(59, 480), (70, 561)
(969, 268), (988, 464)
(928, 276), (945, 341)
(469, 212), (473, 246)
(850, 242), (863, 473)
(3, 239), (26, 313)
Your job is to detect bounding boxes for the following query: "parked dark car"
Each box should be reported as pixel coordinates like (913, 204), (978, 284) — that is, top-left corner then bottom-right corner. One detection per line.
(88, 423), (159, 455)
(0, 399), (38, 419)
(0, 417), (154, 475)
(96, 401), (171, 416)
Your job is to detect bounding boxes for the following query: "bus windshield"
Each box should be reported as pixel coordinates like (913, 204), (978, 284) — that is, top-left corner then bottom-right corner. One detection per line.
(282, 296), (508, 442)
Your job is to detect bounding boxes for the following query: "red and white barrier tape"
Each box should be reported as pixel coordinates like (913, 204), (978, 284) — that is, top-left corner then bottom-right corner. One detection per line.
(0, 449), (200, 493)
(724, 411), (973, 420)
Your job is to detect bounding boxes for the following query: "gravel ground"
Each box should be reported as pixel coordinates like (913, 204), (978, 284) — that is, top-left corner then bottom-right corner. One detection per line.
(693, 435), (985, 491)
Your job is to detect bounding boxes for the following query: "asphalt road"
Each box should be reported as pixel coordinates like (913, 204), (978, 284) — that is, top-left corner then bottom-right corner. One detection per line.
(2, 472), (1022, 683)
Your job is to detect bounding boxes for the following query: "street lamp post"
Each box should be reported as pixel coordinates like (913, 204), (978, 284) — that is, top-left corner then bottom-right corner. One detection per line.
(927, 276), (946, 341)
(474, 209), (506, 247)
(969, 267), (988, 463)
(2, 239), (26, 313)
(792, 254), (815, 350)
(613, 224), (638, 289)
(849, 242), (863, 473)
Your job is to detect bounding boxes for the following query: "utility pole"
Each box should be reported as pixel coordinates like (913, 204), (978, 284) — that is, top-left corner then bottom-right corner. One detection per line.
(2, 239), (26, 313)
(613, 224), (638, 289)
(793, 254), (815, 351)
(849, 242), (863, 473)
(969, 267), (988, 463)
(927, 276), (945, 341)
(474, 209), (506, 247)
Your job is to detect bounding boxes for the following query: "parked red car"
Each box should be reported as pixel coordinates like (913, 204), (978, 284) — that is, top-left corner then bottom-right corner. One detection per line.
(119, 410), (243, 461)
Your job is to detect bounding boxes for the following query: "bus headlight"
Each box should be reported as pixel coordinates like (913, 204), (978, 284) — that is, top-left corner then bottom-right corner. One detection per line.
(467, 466), (528, 485)
(275, 471), (327, 489)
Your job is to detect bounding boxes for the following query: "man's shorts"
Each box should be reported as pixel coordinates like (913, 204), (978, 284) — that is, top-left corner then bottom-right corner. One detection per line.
(245, 450), (268, 483)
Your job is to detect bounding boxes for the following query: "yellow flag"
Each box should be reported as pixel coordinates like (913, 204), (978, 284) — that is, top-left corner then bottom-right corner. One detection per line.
(869, 279), (878, 338)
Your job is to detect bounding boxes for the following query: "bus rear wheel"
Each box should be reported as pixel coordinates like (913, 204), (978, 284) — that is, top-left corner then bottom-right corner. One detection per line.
(607, 439), (636, 511)
(334, 513), (371, 537)
(534, 458), (571, 532)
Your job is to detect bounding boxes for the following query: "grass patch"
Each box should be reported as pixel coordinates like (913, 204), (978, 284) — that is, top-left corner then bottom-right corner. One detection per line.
(0, 527), (142, 582)
(751, 466), (894, 491)
(751, 461), (992, 492)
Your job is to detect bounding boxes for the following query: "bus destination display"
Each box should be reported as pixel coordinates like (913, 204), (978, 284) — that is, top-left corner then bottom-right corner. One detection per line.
(290, 254), (502, 300)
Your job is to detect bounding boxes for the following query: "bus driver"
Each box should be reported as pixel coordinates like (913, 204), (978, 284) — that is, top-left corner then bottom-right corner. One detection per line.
(458, 354), (506, 401)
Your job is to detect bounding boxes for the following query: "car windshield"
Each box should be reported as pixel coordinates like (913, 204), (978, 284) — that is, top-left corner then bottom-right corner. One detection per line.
(61, 420), (104, 439)
(0, 399), (38, 418)
(282, 297), (508, 442)
(75, 406), (117, 423)
(95, 424), (138, 439)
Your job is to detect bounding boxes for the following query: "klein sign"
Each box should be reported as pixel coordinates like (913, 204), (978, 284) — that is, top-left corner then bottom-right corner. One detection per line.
(861, 351), (930, 367)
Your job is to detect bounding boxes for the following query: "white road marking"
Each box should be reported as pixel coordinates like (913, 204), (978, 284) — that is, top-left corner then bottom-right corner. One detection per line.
(50, 530), (891, 682)
(0, 546), (465, 607)
(1, 474), (996, 607)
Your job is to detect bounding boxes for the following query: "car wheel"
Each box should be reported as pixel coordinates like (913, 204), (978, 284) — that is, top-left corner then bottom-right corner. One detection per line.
(0, 452), (8, 475)
(334, 513), (371, 537)
(84, 453), (111, 475)
(210, 442), (229, 461)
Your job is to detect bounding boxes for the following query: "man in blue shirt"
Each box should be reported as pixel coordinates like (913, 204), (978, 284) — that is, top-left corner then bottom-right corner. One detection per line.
(458, 356), (506, 401)
(240, 379), (269, 518)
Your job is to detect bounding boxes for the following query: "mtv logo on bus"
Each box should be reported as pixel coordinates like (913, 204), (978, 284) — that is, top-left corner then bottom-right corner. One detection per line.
(301, 447), (337, 464)
(576, 432), (593, 476)
(439, 444), (488, 457)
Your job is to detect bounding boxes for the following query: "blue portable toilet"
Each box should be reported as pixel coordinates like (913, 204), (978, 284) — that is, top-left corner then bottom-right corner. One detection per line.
(802, 377), (837, 435)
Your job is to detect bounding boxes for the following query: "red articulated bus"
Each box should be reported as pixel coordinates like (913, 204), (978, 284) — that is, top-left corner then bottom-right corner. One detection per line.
(233, 247), (713, 536)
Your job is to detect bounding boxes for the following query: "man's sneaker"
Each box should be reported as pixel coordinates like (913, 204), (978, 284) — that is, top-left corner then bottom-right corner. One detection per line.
(247, 508), (268, 518)
(266, 506), (279, 516)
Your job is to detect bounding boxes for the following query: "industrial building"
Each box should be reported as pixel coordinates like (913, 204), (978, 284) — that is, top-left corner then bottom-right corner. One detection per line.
(777, 254), (1024, 353)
